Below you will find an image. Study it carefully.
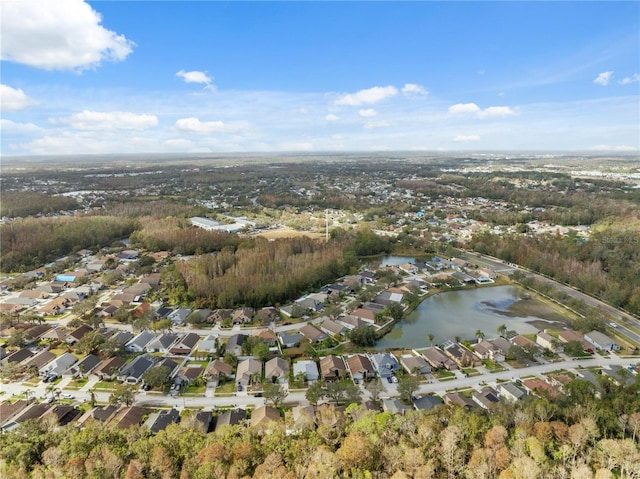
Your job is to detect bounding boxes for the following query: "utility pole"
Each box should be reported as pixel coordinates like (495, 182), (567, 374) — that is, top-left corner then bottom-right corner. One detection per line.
(325, 208), (329, 242)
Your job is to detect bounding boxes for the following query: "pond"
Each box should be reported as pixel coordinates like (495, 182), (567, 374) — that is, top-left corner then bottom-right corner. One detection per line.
(374, 285), (541, 350)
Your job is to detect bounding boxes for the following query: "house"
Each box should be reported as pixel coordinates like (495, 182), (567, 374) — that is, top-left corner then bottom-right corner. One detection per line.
(111, 406), (148, 429)
(109, 331), (134, 346)
(169, 332), (200, 355)
(236, 358), (262, 386)
(444, 343), (480, 368)
(557, 329), (594, 354)
(117, 354), (156, 384)
(264, 357), (289, 383)
(175, 365), (203, 385)
(299, 324), (327, 343)
(145, 333), (178, 353)
(2, 403), (52, 431)
(225, 334), (246, 356)
(78, 405), (119, 426)
(145, 408), (180, 434)
(168, 307), (192, 325)
(118, 250), (139, 261)
(93, 356), (126, 380)
(399, 355), (431, 376)
(125, 331), (156, 353)
(351, 308), (376, 324)
(64, 325), (94, 345)
(498, 382), (528, 403)
(443, 392), (477, 409)
(320, 318), (347, 337)
(474, 340), (506, 362)
(215, 408), (246, 431)
(327, 284), (349, 297)
(192, 411), (213, 434)
(293, 359), (320, 382)
(196, 334), (218, 357)
(295, 297), (324, 314)
(319, 355), (346, 382)
(23, 325), (53, 343)
(584, 331), (621, 351)
(345, 354), (374, 381)
(413, 395), (443, 411)
(204, 359), (233, 382)
(154, 358), (179, 378)
(40, 352), (77, 380)
(22, 350), (56, 372)
(422, 347), (457, 370)
(19, 290), (49, 300)
(602, 365), (635, 387)
(210, 309), (233, 324)
(278, 331), (301, 348)
(336, 315), (369, 331)
(131, 302), (152, 320)
(382, 398), (412, 415)
(536, 332), (563, 353)
(232, 308), (254, 325)
(358, 271), (377, 285)
(256, 307), (280, 324)
(489, 337), (512, 358)
(473, 386), (500, 410)
(66, 353), (101, 377)
(251, 405), (281, 430)
(38, 297), (71, 315)
(511, 335), (539, 351)
(522, 378), (558, 399)
(398, 263), (418, 275)
(42, 404), (80, 427)
(370, 352), (399, 378)
(288, 405), (316, 433)
(253, 329), (278, 347)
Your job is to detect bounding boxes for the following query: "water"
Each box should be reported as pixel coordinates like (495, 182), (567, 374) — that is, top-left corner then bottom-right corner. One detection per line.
(375, 285), (540, 350)
(378, 255), (416, 267)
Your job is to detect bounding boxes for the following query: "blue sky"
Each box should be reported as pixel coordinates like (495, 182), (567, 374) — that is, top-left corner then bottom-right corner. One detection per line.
(1, 1), (638, 155)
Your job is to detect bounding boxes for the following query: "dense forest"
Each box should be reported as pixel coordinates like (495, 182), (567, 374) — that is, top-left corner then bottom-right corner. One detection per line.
(1, 376), (639, 479)
(469, 217), (640, 316)
(0, 192), (80, 218)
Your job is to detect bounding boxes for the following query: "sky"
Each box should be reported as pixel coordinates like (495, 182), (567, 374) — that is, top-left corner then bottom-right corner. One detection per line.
(1, 0), (639, 156)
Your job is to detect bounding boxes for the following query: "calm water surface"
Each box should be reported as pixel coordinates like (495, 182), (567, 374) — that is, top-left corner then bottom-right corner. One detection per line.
(375, 285), (540, 350)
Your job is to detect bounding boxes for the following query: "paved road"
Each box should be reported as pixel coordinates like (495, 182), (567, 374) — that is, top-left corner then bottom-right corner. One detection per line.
(457, 250), (640, 346)
(3, 355), (637, 411)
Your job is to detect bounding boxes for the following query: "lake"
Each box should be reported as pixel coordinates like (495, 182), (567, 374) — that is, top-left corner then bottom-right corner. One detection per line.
(375, 285), (541, 350)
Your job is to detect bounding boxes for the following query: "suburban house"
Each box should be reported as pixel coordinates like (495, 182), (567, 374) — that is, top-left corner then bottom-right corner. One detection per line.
(319, 355), (346, 382)
(474, 340), (506, 362)
(299, 324), (327, 343)
(536, 332), (563, 353)
(473, 386), (500, 410)
(253, 329), (278, 347)
(174, 365), (203, 385)
(169, 332), (200, 355)
(413, 395), (443, 411)
(444, 343), (480, 368)
(111, 406), (148, 429)
(293, 360), (320, 382)
(278, 331), (301, 348)
(215, 408), (246, 431)
(196, 334), (218, 356)
(336, 315), (369, 331)
(443, 392), (477, 409)
(210, 309), (233, 324)
(64, 325), (94, 345)
(345, 354), (375, 381)
(40, 352), (77, 380)
(498, 382), (528, 403)
(351, 308), (376, 324)
(109, 331), (134, 346)
(584, 331), (621, 351)
(557, 330), (594, 354)
(522, 378), (558, 398)
(117, 354), (156, 384)
(204, 359), (233, 382)
(168, 308), (192, 325)
(232, 308), (254, 325)
(422, 347), (457, 370)
(93, 356), (126, 380)
(145, 408), (180, 434)
(320, 318), (347, 337)
(225, 334), (246, 356)
(264, 357), (289, 383)
(145, 333), (178, 353)
(125, 331), (156, 353)
(251, 405), (281, 430)
(399, 355), (431, 375)
(22, 350), (56, 372)
(66, 354), (101, 377)
(236, 358), (262, 386)
(370, 352), (399, 378)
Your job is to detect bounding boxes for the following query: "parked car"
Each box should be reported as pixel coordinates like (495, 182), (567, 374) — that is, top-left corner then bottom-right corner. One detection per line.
(61, 393), (74, 399)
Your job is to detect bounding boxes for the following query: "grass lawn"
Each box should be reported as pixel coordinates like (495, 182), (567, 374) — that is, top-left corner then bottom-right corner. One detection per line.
(93, 381), (118, 391)
(433, 369), (455, 379)
(482, 360), (506, 373)
(65, 378), (89, 390)
(22, 378), (41, 386)
(216, 381), (236, 394)
(462, 368), (481, 377)
(183, 384), (206, 396)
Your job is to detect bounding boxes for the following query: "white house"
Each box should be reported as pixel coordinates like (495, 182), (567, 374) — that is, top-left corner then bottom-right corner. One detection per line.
(584, 331), (621, 351)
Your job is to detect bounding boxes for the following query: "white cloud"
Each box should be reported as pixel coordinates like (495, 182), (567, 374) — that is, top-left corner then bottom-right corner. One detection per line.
(335, 86), (398, 106)
(453, 134), (480, 142)
(364, 120), (391, 129)
(358, 109), (378, 117)
(448, 103), (516, 118)
(619, 73), (640, 85)
(176, 70), (213, 86)
(594, 71), (613, 86)
(174, 117), (244, 134)
(53, 110), (158, 130)
(589, 144), (638, 152)
(0, 84), (38, 111)
(0, 0), (134, 71)
(0, 119), (43, 134)
(325, 114), (340, 121)
(476, 106), (517, 118)
(402, 83), (428, 96)
(448, 103), (481, 114)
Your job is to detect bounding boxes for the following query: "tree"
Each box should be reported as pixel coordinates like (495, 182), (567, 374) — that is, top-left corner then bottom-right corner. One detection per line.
(74, 330), (104, 355)
(475, 330), (485, 342)
(324, 303), (342, 320)
(397, 375), (420, 404)
(6, 330), (25, 348)
(349, 326), (376, 347)
(384, 302), (404, 321)
(497, 324), (508, 337)
(109, 384), (136, 407)
(101, 336), (123, 358)
(427, 333), (435, 347)
(365, 378), (384, 403)
(306, 381), (325, 406)
(326, 379), (361, 406)
(151, 318), (172, 333)
(263, 382), (288, 408)
(141, 366), (170, 389)
(253, 341), (271, 363)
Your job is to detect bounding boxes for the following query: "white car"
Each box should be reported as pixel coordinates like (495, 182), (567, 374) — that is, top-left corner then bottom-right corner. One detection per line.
(61, 393), (74, 399)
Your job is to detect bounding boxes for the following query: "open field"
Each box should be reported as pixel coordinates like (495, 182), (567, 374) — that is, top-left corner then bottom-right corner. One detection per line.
(252, 228), (325, 240)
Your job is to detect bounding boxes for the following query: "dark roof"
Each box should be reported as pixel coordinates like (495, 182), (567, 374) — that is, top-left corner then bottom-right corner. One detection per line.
(5, 348), (34, 364)
(119, 354), (156, 380)
(74, 354), (102, 373)
(215, 408), (246, 431)
(147, 408), (180, 434)
(193, 411), (213, 433)
(413, 395), (443, 411)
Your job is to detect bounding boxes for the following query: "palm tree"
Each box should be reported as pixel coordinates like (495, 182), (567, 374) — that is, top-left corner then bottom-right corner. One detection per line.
(426, 333), (435, 347)
(497, 324), (507, 337)
(454, 335), (461, 344)
(475, 330), (485, 342)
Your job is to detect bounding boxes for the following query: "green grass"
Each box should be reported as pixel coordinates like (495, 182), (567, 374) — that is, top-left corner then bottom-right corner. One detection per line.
(183, 384), (206, 396)
(462, 368), (481, 377)
(482, 360), (506, 373)
(93, 381), (118, 391)
(215, 381), (236, 394)
(433, 369), (455, 379)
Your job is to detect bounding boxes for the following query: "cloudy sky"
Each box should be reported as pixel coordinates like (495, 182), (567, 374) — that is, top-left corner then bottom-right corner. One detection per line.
(1, 0), (639, 155)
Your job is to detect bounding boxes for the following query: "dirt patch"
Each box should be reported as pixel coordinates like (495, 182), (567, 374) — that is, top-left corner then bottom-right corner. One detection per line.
(483, 296), (573, 329)
(253, 228), (325, 240)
